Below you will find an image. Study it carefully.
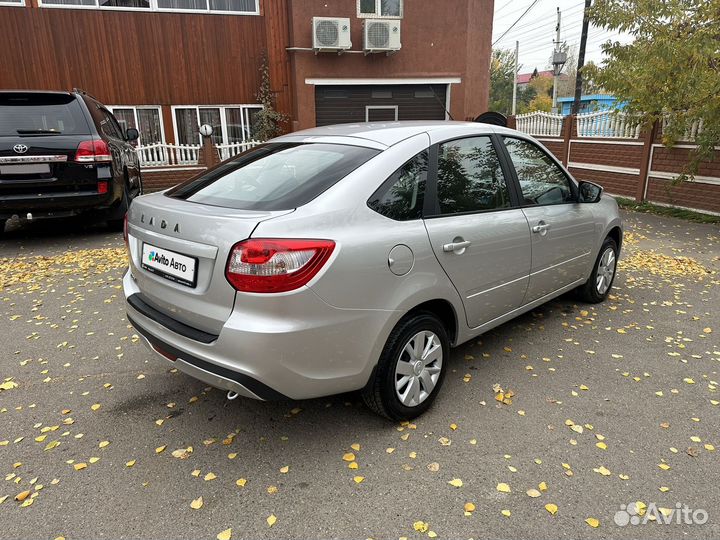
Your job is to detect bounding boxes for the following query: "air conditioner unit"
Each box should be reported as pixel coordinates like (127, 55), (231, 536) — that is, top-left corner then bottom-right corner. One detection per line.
(312, 17), (352, 53)
(363, 20), (401, 55)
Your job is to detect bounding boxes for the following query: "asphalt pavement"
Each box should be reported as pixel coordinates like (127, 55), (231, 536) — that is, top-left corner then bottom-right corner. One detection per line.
(0, 211), (718, 540)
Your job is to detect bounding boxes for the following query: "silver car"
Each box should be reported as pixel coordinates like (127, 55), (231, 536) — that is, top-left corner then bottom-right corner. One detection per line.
(123, 121), (622, 419)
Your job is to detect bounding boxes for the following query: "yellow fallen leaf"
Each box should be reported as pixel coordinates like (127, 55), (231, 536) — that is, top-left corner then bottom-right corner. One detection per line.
(73, 463), (87, 471)
(526, 488), (541, 498)
(501, 509), (511, 517)
(348, 462), (359, 469)
(89, 457), (100, 464)
(351, 443), (360, 451)
(545, 503), (558, 515)
(658, 463), (671, 470)
(279, 466), (289, 474)
(15, 490), (31, 502)
(217, 528), (232, 540)
(464, 502), (476, 512)
(539, 481), (548, 491)
(594, 466), (611, 476)
(413, 521), (429, 533)
(190, 496), (203, 509)
(91, 403), (101, 411)
(353, 476), (365, 484)
(204, 472), (217, 481)
(596, 442), (607, 450)
(99, 441), (110, 448)
(267, 514), (277, 527)
(342, 453), (355, 462)
(126, 460), (136, 468)
(0, 381), (18, 391)
(585, 517), (600, 528)
(448, 478), (463, 488)
(236, 478), (247, 487)
(228, 453), (237, 460)
(703, 327), (712, 334)
(20, 498), (34, 507)
(496, 482), (511, 493)
(155, 445), (166, 454)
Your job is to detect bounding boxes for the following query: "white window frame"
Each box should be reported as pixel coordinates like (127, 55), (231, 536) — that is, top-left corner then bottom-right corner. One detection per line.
(0, 0), (25, 6)
(170, 104), (263, 146)
(365, 105), (398, 122)
(107, 105), (166, 146)
(36, 0), (259, 15)
(357, 0), (403, 18)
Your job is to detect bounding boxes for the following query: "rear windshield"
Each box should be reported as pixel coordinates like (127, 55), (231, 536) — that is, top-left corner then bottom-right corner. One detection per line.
(0, 93), (90, 136)
(167, 142), (380, 211)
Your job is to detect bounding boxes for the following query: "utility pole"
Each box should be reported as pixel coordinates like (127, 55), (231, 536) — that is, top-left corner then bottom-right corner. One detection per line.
(551, 7), (564, 113)
(572, 0), (592, 115)
(512, 40), (519, 115)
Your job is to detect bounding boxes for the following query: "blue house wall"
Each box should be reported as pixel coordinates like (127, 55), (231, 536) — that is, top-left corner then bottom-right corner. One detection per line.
(557, 94), (621, 115)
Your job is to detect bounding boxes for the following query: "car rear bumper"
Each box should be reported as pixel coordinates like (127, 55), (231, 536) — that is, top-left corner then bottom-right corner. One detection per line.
(123, 269), (399, 401)
(0, 190), (118, 219)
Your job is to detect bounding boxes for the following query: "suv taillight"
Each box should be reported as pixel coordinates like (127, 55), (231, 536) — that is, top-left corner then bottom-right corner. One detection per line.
(75, 139), (112, 163)
(226, 239), (335, 293)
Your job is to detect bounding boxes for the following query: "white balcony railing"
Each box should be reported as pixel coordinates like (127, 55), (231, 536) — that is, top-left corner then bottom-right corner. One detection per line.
(576, 110), (641, 139)
(662, 117), (704, 142)
(136, 143), (201, 167)
(216, 140), (262, 161)
(515, 111), (564, 137)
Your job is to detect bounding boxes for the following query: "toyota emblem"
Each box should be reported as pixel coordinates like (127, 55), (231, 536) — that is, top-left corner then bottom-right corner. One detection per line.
(13, 144), (29, 154)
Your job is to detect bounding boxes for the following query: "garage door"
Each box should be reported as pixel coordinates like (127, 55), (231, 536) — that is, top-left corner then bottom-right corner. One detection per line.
(315, 84), (448, 126)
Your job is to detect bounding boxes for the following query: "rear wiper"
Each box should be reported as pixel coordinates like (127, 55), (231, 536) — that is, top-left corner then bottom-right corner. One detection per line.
(16, 129), (62, 135)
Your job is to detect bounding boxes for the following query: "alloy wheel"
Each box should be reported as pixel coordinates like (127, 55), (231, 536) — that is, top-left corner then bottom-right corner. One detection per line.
(596, 247), (616, 295)
(394, 330), (443, 407)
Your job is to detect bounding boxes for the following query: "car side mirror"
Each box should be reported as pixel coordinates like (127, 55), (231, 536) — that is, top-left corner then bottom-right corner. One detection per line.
(125, 127), (139, 141)
(578, 181), (603, 203)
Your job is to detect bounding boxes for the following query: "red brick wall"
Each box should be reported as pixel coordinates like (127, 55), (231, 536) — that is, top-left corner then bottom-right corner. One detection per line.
(568, 167), (638, 198)
(537, 139), (564, 160)
(143, 167), (206, 193)
(646, 177), (720, 214)
(569, 141), (643, 168)
(651, 145), (720, 178)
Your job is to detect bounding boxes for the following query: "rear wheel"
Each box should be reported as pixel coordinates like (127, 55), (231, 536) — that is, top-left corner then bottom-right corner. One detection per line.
(362, 311), (448, 420)
(577, 237), (618, 303)
(107, 173), (134, 231)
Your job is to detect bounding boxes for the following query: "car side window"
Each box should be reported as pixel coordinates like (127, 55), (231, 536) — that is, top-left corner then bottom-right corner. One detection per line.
(435, 136), (510, 214)
(367, 150), (427, 221)
(99, 109), (122, 140)
(503, 137), (574, 205)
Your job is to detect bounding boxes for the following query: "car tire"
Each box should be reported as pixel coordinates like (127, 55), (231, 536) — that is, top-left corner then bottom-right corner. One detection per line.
(577, 237), (618, 303)
(362, 311), (449, 420)
(107, 176), (134, 231)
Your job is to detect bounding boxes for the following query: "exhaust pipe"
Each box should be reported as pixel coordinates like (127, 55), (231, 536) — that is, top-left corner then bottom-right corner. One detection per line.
(227, 390), (239, 400)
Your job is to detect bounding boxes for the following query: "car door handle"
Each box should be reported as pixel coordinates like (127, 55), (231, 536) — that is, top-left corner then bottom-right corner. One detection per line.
(531, 222), (550, 234)
(442, 240), (472, 253)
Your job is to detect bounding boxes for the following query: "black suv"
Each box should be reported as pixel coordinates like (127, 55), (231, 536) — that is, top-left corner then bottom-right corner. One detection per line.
(0, 90), (142, 232)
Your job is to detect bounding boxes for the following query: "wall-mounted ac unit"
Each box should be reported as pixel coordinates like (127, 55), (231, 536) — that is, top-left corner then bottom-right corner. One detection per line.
(312, 17), (352, 53)
(363, 20), (401, 55)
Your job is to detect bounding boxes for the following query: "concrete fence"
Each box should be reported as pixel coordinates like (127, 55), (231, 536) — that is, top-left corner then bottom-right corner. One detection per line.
(510, 112), (720, 215)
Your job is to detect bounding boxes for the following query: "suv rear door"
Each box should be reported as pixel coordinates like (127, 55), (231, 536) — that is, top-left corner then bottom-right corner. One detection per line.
(0, 92), (97, 201)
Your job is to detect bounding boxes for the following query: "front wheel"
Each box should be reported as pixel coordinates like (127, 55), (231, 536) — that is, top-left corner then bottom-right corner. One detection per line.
(362, 311), (449, 420)
(577, 237), (618, 303)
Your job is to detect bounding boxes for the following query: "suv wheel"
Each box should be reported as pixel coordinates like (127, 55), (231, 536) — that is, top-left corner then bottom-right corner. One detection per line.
(362, 311), (448, 420)
(107, 175), (134, 231)
(577, 237), (618, 303)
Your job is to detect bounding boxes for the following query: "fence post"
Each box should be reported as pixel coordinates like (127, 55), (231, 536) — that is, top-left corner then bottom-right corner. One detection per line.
(198, 135), (219, 168)
(561, 114), (574, 166)
(635, 119), (659, 202)
(507, 115), (516, 130)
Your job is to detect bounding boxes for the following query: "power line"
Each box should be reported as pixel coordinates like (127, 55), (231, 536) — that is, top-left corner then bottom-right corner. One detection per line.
(493, 0), (541, 46)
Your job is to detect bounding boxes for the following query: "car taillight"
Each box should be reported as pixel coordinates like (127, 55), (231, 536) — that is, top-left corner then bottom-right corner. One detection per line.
(75, 139), (112, 163)
(225, 239), (335, 293)
(97, 181), (108, 194)
(123, 213), (129, 245)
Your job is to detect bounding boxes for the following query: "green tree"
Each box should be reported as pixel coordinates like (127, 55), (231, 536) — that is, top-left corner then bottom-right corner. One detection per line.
(488, 48), (517, 115)
(252, 53), (289, 142)
(586, 0), (719, 175)
(518, 75), (554, 113)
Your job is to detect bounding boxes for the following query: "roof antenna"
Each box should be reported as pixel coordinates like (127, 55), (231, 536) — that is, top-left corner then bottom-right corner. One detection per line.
(428, 85), (454, 121)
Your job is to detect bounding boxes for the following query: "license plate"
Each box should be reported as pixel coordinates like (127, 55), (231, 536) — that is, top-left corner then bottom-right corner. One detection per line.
(0, 164), (51, 175)
(141, 243), (197, 287)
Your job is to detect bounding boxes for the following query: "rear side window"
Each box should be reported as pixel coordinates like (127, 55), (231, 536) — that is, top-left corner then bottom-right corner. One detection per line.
(0, 93), (90, 136)
(435, 136), (510, 215)
(167, 143), (380, 211)
(367, 150), (427, 221)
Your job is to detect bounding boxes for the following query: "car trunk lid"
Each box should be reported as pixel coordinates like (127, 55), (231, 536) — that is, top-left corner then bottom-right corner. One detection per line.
(127, 192), (293, 335)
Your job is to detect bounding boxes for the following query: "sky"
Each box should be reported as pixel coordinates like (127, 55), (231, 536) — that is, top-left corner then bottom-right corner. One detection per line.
(492, 0), (634, 75)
